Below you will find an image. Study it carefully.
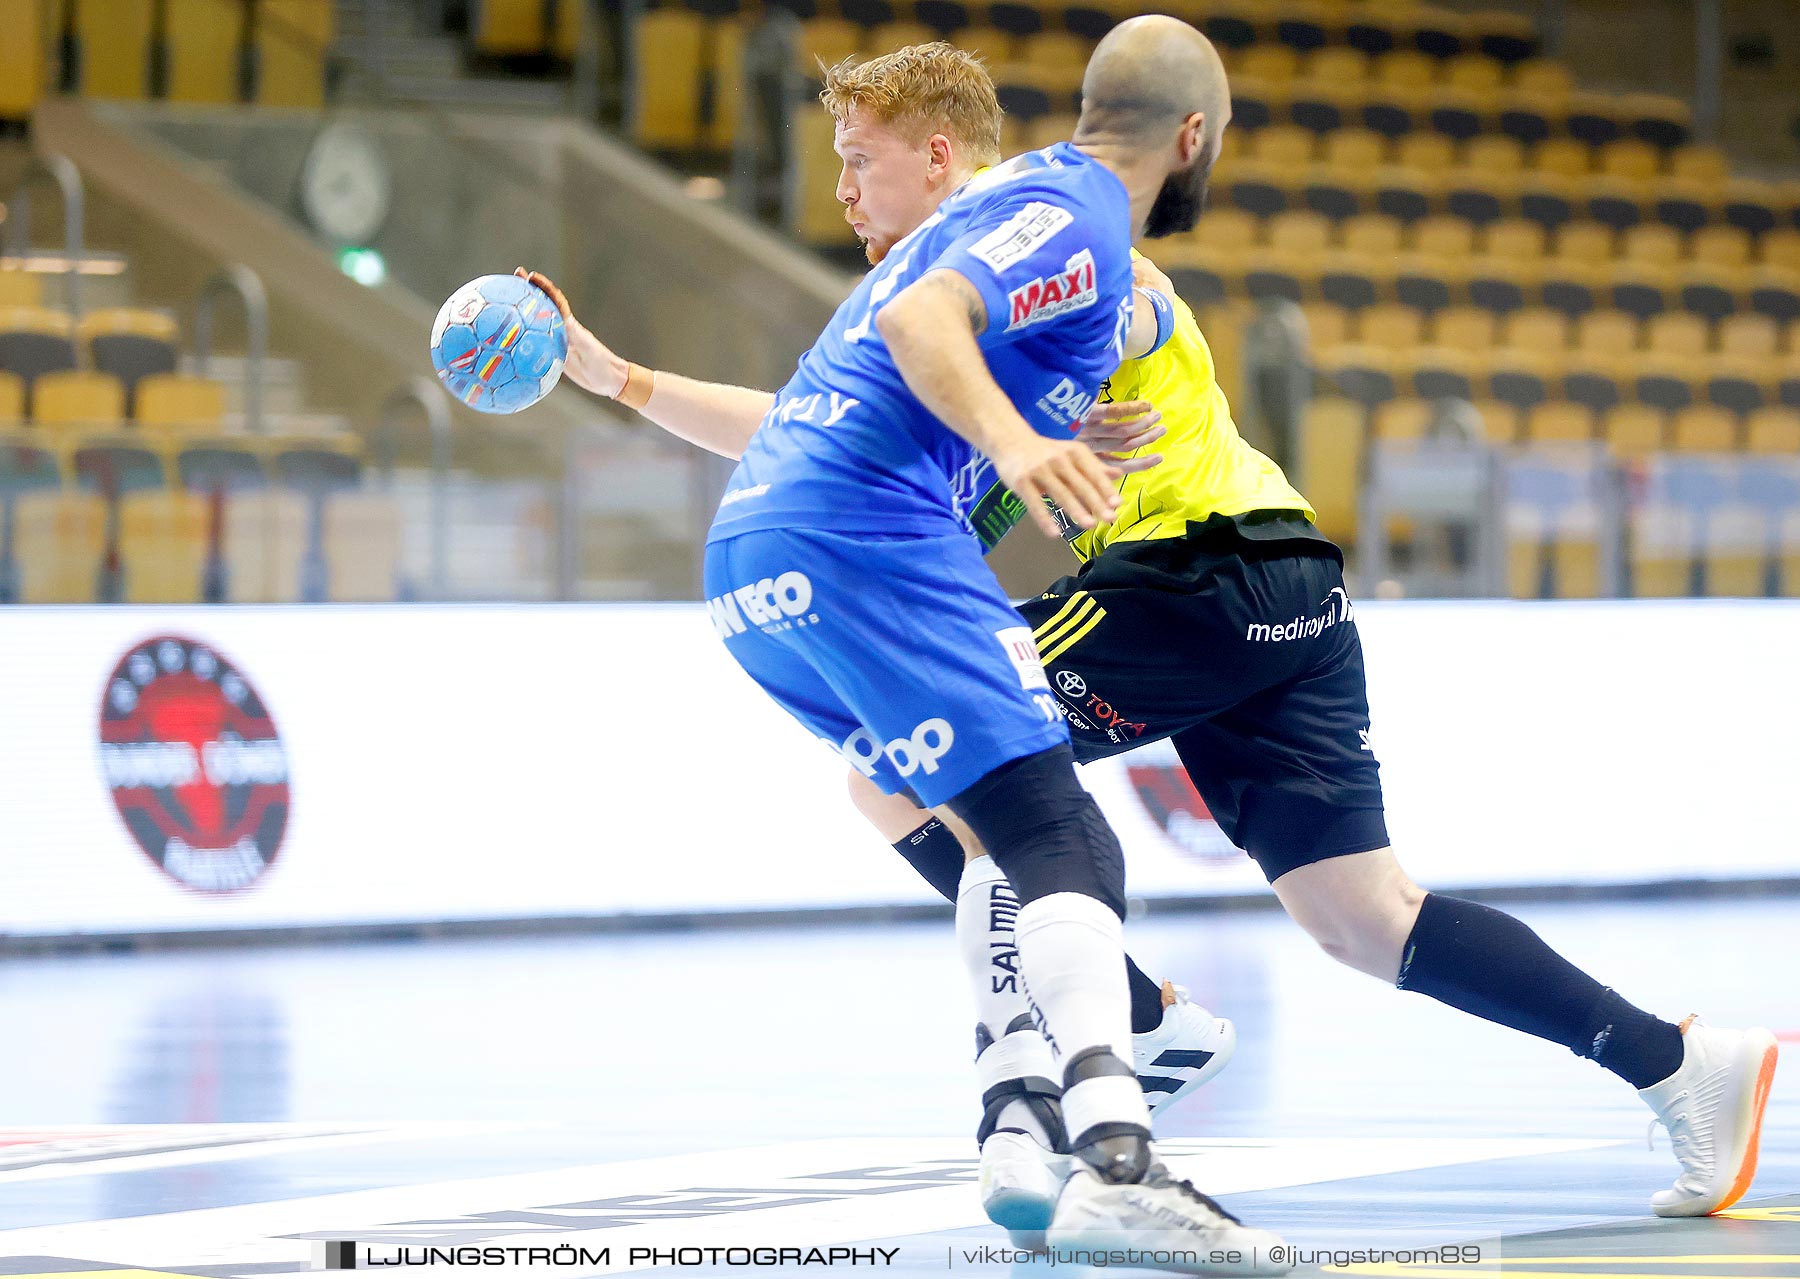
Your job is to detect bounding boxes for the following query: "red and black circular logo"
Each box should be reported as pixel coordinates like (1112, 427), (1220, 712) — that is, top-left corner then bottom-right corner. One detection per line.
(98, 636), (290, 894)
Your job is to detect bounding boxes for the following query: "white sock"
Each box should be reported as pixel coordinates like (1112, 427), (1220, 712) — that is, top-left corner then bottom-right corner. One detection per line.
(957, 857), (1056, 1146)
(1016, 891), (1151, 1139)
(956, 855), (1035, 1036)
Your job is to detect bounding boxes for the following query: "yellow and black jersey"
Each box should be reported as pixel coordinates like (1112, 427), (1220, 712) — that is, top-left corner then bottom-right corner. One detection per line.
(1070, 263), (1315, 562)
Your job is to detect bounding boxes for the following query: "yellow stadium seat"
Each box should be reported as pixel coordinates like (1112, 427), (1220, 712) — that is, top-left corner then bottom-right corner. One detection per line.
(1467, 398), (1520, 444)
(1463, 134), (1524, 175)
(0, 370), (23, 424)
(1760, 228), (1800, 273)
(1668, 145), (1729, 185)
(1701, 505), (1768, 597)
(79, 308), (180, 407)
(1629, 503), (1697, 597)
(1322, 128), (1387, 172)
(1644, 312), (1708, 359)
(1304, 47), (1370, 85)
(1670, 405), (1739, 452)
(1410, 215), (1475, 259)
(1267, 209), (1332, 256)
(1551, 520), (1605, 597)
(1599, 138), (1661, 183)
(165, 0), (242, 103)
(224, 490), (308, 603)
(1297, 396), (1363, 543)
(1622, 223), (1683, 268)
(1394, 132), (1455, 172)
(1340, 213), (1405, 257)
(1575, 308), (1639, 357)
(1500, 306), (1569, 355)
(950, 25), (1016, 59)
(1718, 313), (1780, 361)
(32, 370), (125, 426)
(630, 10), (706, 149)
(1252, 124), (1316, 168)
(1299, 302), (1352, 351)
(1510, 57), (1574, 105)
(1605, 404), (1665, 459)
(13, 490), (105, 603)
(1192, 207), (1261, 254)
(0, 0), (44, 119)
(75, 0), (152, 97)
(324, 490), (405, 601)
(118, 489), (209, 603)
(1444, 52), (1504, 95)
(1025, 112), (1077, 151)
(865, 23), (936, 55)
(1524, 401), (1596, 444)
(0, 270), (44, 309)
(1533, 136), (1591, 180)
(475, 0), (547, 54)
(1373, 48), (1435, 92)
(1373, 396), (1432, 442)
(136, 374), (227, 429)
(798, 18), (862, 70)
(1357, 302), (1425, 351)
(1022, 32), (1088, 72)
(1238, 44), (1301, 84)
(1505, 505), (1546, 598)
(1690, 225), (1752, 271)
(1555, 220), (1615, 263)
(1432, 305), (1496, 351)
(551, 0), (583, 59)
(256, 0), (332, 107)
(705, 18), (745, 151)
(1745, 406), (1800, 454)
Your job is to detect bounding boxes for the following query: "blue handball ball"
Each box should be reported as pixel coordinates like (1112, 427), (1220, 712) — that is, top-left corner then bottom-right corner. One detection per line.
(429, 274), (567, 414)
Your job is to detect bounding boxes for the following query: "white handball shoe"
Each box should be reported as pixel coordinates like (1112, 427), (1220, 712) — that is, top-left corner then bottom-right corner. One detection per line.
(979, 1129), (1067, 1246)
(1133, 983), (1237, 1116)
(1047, 1162), (1292, 1275)
(1640, 1014), (1779, 1217)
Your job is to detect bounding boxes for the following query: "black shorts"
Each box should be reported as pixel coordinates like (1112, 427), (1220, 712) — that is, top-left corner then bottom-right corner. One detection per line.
(1015, 514), (1389, 883)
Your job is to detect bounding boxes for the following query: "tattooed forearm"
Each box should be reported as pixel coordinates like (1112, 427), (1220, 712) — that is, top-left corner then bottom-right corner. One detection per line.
(912, 269), (989, 334)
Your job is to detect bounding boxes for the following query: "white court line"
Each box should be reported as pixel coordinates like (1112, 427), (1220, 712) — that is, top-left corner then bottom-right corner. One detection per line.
(0, 1135), (1623, 1274)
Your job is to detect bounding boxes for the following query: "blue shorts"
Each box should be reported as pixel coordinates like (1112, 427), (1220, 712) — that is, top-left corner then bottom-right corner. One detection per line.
(703, 526), (1070, 808)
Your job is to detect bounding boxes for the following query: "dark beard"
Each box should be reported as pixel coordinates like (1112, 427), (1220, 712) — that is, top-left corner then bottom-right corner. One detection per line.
(1143, 159), (1211, 239)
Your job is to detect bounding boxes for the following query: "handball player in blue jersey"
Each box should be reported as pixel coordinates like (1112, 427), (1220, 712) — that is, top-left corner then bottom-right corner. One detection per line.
(546, 17), (1288, 1268)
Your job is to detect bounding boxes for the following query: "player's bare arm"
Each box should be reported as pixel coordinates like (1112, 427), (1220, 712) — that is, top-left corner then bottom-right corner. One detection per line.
(875, 267), (1122, 538)
(517, 268), (774, 460)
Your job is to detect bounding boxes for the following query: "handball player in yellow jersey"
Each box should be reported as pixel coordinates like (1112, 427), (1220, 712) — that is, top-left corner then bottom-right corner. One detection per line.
(523, 42), (1775, 1226)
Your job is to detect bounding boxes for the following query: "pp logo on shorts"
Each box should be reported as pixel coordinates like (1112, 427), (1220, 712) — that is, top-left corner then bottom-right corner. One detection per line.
(835, 718), (956, 779)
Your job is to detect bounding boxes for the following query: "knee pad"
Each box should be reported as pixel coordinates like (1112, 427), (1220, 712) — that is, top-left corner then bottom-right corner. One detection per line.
(946, 745), (1126, 917)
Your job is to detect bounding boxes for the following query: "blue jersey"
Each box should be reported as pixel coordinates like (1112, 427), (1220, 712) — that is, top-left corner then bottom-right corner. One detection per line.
(708, 142), (1134, 544)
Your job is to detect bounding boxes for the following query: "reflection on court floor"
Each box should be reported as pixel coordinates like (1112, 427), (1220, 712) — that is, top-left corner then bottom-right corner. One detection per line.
(2, 896), (1794, 1276)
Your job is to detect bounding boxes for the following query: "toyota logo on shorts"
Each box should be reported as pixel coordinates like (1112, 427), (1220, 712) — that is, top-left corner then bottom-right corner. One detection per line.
(98, 636), (291, 894)
(1055, 670), (1088, 698)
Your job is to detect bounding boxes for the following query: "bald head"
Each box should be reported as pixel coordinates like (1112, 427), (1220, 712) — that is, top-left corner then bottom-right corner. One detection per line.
(1076, 16), (1229, 154)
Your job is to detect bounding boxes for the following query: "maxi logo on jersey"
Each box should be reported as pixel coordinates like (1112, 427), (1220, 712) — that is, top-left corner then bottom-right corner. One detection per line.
(1007, 249), (1098, 332)
(707, 572), (819, 639)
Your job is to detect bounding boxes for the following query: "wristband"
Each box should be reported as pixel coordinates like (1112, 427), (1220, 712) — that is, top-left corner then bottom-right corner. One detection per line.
(1135, 286), (1176, 357)
(616, 361), (656, 410)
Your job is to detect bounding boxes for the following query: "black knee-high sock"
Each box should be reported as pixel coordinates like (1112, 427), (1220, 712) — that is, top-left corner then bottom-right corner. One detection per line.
(894, 817), (1169, 1034)
(1397, 893), (1684, 1089)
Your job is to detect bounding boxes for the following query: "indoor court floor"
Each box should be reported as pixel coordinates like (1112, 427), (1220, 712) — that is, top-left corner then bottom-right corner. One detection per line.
(3, 894), (1796, 1277)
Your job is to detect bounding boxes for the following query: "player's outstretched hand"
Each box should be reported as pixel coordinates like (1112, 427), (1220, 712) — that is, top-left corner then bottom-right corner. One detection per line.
(514, 267), (628, 400)
(1077, 398), (1165, 474)
(994, 434), (1122, 538)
